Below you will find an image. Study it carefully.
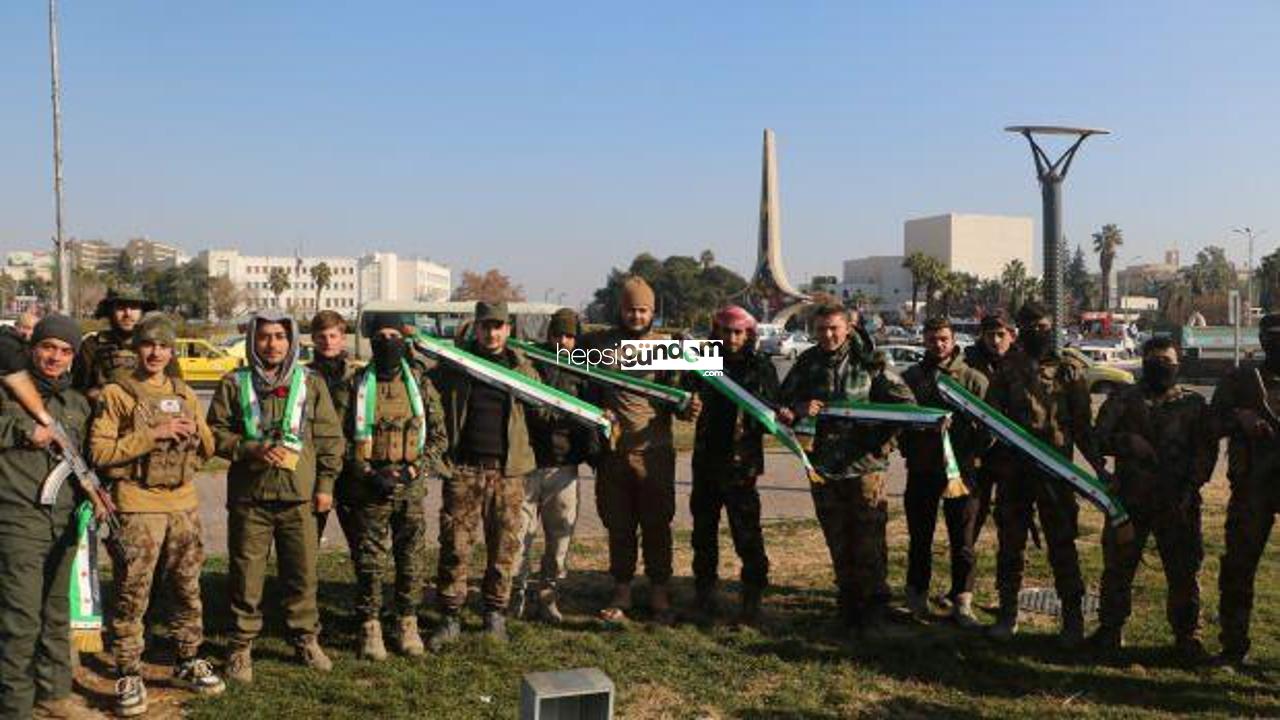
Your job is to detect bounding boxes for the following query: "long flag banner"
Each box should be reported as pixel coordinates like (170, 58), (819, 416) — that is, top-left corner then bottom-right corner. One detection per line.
(509, 337), (692, 411)
(409, 332), (612, 440)
(695, 371), (823, 485)
(935, 374), (1130, 527)
(793, 400), (964, 494)
(69, 501), (104, 650)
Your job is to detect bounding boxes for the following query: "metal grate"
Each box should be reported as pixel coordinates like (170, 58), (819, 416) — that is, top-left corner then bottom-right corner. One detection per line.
(1018, 587), (1100, 618)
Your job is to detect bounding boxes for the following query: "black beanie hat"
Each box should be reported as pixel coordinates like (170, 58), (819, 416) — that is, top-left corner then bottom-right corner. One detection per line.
(31, 314), (82, 353)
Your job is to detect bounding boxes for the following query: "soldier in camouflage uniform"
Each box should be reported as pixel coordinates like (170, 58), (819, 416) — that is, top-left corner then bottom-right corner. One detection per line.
(333, 316), (446, 661)
(1089, 336), (1215, 662)
(307, 310), (361, 548)
(778, 303), (915, 639)
(984, 302), (1108, 647)
(74, 288), (166, 400)
(900, 317), (989, 627)
(686, 305), (777, 624)
(206, 311), (344, 682)
(89, 313), (225, 715)
(512, 308), (598, 624)
(429, 301), (544, 650)
(0, 316), (88, 719)
(1212, 313), (1280, 667)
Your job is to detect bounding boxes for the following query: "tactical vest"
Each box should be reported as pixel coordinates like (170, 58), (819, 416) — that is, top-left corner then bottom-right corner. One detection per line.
(356, 374), (424, 465)
(112, 377), (201, 488)
(91, 334), (139, 388)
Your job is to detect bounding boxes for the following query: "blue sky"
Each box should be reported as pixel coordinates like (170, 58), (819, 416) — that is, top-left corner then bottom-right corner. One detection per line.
(2, 1), (1277, 305)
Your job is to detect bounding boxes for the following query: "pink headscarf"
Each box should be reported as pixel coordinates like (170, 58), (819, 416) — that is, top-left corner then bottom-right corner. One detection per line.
(713, 305), (757, 338)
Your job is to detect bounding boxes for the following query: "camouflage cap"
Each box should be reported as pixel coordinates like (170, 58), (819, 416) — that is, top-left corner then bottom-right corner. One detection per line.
(475, 300), (510, 325)
(132, 312), (177, 348)
(94, 287), (157, 319)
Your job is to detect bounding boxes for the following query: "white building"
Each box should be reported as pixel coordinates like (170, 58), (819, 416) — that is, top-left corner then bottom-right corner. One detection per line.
(834, 256), (914, 315)
(3, 250), (56, 283)
(903, 213), (1034, 279)
(201, 249), (451, 318)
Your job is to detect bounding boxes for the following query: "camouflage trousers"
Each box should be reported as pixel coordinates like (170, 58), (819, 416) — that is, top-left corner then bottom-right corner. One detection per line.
(436, 464), (525, 613)
(993, 466), (1084, 618)
(811, 473), (889, 625)
(691, 463), (769, 593)
(596, 446), (676, 585)
(111, 509), (206, 673)
(1099, 499), (1203, 639)
(513, 464), (580, 597)
(353, 494), (427, 620)
(1219, 470), (1280, 657)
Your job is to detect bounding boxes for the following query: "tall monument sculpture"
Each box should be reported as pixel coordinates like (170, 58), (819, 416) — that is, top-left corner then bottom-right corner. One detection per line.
(743, 129), (811, 323)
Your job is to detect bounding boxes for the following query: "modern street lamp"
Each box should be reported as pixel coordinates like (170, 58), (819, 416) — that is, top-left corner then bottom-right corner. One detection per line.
(1005, 125), (1110, 351)
(1232, 226), (1267, 324)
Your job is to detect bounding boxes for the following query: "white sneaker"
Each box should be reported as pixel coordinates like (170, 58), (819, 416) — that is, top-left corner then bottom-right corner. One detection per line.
(115, 675), (147, 717)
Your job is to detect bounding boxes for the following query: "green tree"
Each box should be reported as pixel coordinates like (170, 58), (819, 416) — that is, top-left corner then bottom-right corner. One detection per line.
(699, 249), (716, 271)
(1183, 245), (1236, 294)
(310, 261), (332, 311)
(209, 275), (243, 321)
(588, 253), (746, 327)
(1001, 259), (1029, 311)
(901, 252), (930, 322)
(268, 266), (291, 308)
(1065, 244), (1093, 312)
(1091, 224), (1123, 310)
(918, 256), (946, 316)
(1258, 247), (1280, 311)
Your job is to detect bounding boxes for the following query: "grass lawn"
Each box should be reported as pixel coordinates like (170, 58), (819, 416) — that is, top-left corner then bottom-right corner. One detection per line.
(77, 478), (1280, 719)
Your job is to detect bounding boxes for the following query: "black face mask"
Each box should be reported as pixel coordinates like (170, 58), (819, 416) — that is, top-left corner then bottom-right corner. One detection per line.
(1142, 358), (1179, 392)
(1020, 328), (1052, 358)
(371, 336), (406, 378)
(1263, 336), (1280, 371)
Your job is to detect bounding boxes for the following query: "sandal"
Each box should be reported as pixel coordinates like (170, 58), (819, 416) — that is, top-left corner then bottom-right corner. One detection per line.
(598, 606), (629, 624)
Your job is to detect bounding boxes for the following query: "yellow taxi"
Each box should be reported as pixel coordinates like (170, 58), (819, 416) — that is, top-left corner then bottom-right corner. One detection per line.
(175, 338), (244, 385)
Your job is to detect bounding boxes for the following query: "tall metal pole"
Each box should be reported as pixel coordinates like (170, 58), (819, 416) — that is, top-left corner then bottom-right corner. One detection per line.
(49, 0), (71, 313)
(1234, 226), (1267, 325)
(1005, 126), (1109, 353)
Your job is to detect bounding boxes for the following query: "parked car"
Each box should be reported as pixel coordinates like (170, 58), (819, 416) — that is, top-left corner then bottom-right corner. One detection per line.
(762, 331), (814, 359)
(1061, 347), (1135, 394)
(877, 344), (925, 369)
(175, 338), (244, 385)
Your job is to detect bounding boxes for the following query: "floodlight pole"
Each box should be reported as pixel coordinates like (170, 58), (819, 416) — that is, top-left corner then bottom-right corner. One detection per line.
(49, 0), (71, 313)
(1007, 127), (1105, 352)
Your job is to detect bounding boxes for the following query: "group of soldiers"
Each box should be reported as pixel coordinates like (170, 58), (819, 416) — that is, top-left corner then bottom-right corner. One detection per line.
(0, 279), (1277, 718)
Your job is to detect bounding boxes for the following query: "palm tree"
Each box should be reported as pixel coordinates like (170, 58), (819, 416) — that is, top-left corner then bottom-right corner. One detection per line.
(310, 262), (332, 311)
(268, 266), (291, 309)
(1092, 223), (1124, 311)
(902, 252), (929, 322)
(698, 249), (716, 271)
(919, 256), (946, 316)
(1001, 259), (1028, 311)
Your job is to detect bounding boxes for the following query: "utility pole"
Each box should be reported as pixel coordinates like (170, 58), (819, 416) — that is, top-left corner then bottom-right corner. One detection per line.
(49, 0), (71, 312)
(1233, 226), (1267, 325)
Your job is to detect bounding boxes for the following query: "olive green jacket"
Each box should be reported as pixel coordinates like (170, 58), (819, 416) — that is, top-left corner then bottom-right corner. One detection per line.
(207, 368), (344, 504)
(0, 381), (91, 539)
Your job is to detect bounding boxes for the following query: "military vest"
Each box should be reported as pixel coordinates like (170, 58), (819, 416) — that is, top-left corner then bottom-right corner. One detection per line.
(90, 333), (139, 388)
(354, 366), (425, 465)
(111, 376), (201, 488)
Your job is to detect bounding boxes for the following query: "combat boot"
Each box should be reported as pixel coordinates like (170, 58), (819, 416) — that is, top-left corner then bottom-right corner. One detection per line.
(429, 613), (462, 653)
(537, 587), (564, 625)
(986, 610), (1019, 642)
(397, 616), (426, 656)
(1086, 625), (1123, 656)
(738, 586), (763, 627)
(904, 586), (929, 622)
(694, 583), (719, 624)
(360, 619), (388, 661)
(295, 635), (333, 672)
(951, 592), (980, 629)
(1175, 635), (1209, 665)
(858, 606), (913, 643)
(483, 610), (508, 643)
(1059, 604), (1085, 650)
(114, 675), (147, 717)
(225, 643), (253, 684)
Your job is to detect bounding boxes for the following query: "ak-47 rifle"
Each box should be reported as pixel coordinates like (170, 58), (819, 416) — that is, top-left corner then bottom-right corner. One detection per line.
(1255, 368), (1280, 432)
(2, 370), (131, 566)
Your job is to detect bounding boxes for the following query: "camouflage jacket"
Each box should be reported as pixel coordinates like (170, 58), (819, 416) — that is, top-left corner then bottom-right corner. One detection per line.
(901, 349), (989, 476)
(779, 335), (914, 480)
(686, 348), (780, 478)
(74, 328), (180, 398)
(1096, 383), (1216, 513)
(1210, 365), (1280, 486)
(986, 348), (1100, 465)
